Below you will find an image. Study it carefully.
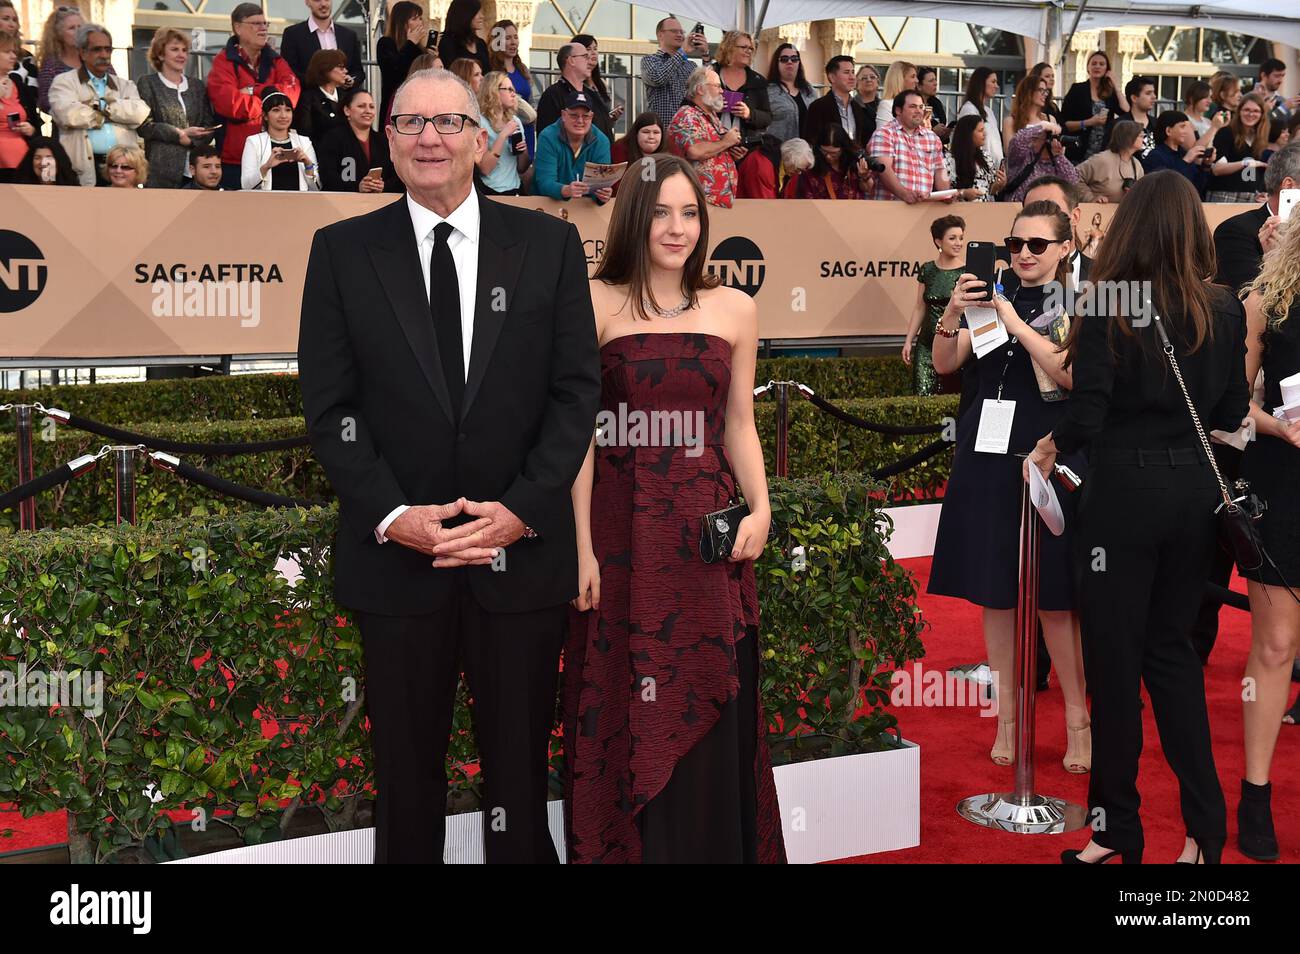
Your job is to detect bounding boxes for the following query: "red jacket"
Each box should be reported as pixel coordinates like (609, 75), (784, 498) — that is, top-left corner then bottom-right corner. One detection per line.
(207, 36), (301, 165)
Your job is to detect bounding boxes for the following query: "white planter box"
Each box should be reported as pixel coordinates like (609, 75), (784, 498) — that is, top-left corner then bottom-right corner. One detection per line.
(172, 743), (920, 864)
(772, 740), (920, 863)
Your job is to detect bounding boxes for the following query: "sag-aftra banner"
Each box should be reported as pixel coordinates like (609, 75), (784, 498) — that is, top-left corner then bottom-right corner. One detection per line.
(0, 185), (1252, 358)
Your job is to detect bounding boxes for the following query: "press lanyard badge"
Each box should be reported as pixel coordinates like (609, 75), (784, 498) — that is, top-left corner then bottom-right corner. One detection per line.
(975, 396), (1015, 454)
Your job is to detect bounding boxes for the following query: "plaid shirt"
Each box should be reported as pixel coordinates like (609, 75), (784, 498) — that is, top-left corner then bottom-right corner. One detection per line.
(867, 119), (944, 200)
(641, 49), (701, 127)
(669, 103), (737, 208)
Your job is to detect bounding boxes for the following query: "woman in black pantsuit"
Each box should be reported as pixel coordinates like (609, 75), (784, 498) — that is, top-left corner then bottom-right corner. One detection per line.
(1027, 172), (1250, 864)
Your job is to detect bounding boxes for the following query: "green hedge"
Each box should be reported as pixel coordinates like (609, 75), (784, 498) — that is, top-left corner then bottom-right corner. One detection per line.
(3, 374), (303, 426)
(0, 474), (925, 862)
(755, 356), (910, 400)
(0, 396), (954, 528)
(0, 418), (328, 531)
(2, 358), (909, 430)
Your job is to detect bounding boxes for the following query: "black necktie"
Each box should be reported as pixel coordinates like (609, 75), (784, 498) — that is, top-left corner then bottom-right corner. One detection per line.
(428, 221), (464, 418)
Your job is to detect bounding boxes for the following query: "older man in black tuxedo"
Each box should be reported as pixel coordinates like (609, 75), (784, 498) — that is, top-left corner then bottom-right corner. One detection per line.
(298, 67), (600, 863)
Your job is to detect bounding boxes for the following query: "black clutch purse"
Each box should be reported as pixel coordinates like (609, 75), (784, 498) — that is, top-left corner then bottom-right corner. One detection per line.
(700, 499), (749, 564)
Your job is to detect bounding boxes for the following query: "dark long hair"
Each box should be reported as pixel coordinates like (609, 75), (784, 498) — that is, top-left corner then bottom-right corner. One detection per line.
(616, 112), (663, 163)
(964, 66), (995, 120)
(488, 19), (532, 87)
(593, 154), (720, 321)
(949, 113), (991, 188)
(810, 122), (854, 176)
(1064, 171), (1217, 369)
(15, 135), (78, 185)
(386, 1), (423, 43)
(443, 0), (482, 44)
(571, 33), (608, 101)
(1086, 50), (1115, 100)
(765, 42), (810, 93)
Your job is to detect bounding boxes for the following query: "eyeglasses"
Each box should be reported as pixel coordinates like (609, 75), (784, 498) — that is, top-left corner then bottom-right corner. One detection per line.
(390, 113), (480, 135)
(498, 85), (515, 93)
(1003, 237), (1064, 254)
(778, 55), (800, 64)
(107, 163), (134, 171)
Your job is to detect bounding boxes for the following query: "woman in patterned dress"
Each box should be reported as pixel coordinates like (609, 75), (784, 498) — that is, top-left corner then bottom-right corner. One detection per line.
(564, 154), (787, 864)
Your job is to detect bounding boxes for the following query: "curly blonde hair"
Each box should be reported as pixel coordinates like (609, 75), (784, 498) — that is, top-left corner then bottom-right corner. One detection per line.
(1244, 216), (1300, 327)
(105, 144), (148, 183)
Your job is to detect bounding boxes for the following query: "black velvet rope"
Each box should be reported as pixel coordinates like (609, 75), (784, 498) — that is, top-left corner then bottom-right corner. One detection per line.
(867, 438), (950, 480)
(63, 412), (310, 456)
(170, 459), (324, 509)
(805, 392), (945, 436)
(0, 465), (75, 512)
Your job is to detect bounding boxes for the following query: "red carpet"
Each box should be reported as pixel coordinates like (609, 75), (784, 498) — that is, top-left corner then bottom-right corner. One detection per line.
(4, 556), (1296, 863)
(849, 556), (1300, 864)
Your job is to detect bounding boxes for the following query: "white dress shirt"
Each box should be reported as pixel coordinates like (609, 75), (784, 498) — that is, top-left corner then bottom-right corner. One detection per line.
(375, 188), (481, 543)
(309, 18), (338, 51)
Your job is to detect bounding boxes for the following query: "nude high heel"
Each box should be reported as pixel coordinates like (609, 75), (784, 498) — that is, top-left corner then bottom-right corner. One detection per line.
(1064, 721), (1091, 774)
(990, 718), (1015, 766)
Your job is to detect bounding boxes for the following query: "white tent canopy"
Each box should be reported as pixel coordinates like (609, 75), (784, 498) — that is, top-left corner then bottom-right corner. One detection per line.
(668, 0), (1300, 50)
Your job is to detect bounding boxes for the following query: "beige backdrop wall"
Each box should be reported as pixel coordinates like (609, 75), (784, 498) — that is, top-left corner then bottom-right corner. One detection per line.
(0, 186), (1254, 358)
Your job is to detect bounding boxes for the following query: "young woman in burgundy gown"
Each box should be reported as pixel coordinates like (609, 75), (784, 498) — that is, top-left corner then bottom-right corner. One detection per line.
(564, 154), (787, 863)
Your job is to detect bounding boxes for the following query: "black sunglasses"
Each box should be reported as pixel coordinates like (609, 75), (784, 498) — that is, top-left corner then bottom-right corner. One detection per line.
(778, 54), (800, 64)
(1003, 237), (1065, 255)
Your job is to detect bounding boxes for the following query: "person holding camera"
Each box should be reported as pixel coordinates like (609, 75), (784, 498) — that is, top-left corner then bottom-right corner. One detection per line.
(1003, 113), (1077, 203)
(476, 69), (529, 196)
(795, 123), (872, 198)
(945, 114), (1004, 201)
(1142, 110), (1213, 196)
(240, 85), (319, 190)
(641, 17), (712, 128)
(669, 67), (742, 208)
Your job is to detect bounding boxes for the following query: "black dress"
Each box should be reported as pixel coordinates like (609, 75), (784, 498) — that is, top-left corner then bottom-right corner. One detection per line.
(1241, 302), (1300, 586)
(928, 283), (1083, 610)
(376, 35), (432, 127)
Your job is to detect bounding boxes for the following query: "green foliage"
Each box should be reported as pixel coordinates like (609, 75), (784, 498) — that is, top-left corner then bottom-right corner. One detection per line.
(0, 476), (925, 861)
(4, 358), (905, 432)
(4, 374), (302, 426)
(755, 356), (910, 399)
(0, 418), (329, 531)
(760, 476), (927, 764)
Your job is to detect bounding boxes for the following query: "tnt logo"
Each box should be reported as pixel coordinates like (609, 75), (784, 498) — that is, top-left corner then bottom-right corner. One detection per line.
(708, 236), (765, 297)
(0, 231), (47, 313)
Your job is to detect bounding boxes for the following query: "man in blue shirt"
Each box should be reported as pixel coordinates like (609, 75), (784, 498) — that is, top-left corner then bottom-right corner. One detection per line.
(1141, 110), (1210, 195)
(533, 89), (612, 202)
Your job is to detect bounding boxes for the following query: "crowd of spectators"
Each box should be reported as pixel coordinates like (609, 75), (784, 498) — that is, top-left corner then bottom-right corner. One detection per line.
(2, 0), (1297, 207)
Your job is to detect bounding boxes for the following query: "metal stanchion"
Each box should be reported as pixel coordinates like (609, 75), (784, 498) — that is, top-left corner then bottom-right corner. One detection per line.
(774, 382), (789, 478)
(14, 404), (36, 530)
(956, 481), (1087, 834)
(110, 445), (144, 525)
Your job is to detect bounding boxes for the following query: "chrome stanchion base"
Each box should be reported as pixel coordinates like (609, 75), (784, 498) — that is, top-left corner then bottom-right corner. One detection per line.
(957, 792), (1088, 834)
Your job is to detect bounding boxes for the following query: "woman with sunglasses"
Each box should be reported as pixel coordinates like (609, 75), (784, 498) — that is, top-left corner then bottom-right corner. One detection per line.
(1026, 171), (1250, 864)
(928, 201), (1090, 774)
(764, 42), (815, 145)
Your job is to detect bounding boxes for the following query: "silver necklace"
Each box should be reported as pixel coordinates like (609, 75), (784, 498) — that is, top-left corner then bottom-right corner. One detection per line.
(642, 292), (692, 318)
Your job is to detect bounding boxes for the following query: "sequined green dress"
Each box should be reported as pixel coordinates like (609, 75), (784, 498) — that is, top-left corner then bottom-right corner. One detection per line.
(913, 260), (963, 396)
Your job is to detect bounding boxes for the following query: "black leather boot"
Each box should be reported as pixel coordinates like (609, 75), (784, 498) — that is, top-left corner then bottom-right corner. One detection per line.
(1237, 779), (1279, 861)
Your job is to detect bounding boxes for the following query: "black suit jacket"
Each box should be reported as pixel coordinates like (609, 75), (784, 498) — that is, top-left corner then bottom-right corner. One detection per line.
(279, 20), (364, 88)
(1214, 203), (1270, 293)
(801, 91), (874, 150)
(298, 192), (602, 615)
(315, 123), (401, 192)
